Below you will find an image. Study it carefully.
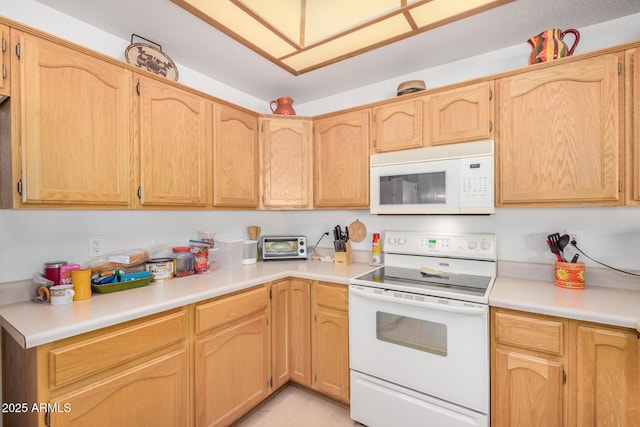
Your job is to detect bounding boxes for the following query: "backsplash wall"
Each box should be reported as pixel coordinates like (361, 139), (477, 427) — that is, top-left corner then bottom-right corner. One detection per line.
(1, 207), (640, 285)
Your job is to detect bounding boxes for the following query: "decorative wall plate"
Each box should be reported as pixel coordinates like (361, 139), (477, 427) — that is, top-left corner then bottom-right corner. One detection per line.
(125, 34), (179, 81)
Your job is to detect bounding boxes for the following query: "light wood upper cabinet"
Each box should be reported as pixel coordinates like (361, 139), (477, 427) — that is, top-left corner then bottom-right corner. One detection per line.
(426, 81), (494, 145)
(136, 75), (210, 207)
(497, 53), (624, 206)
(0, 24), (10, 98)
(213, 104), (259, 207)
(13, 31), (132, 207)
(372, 98), (423, 152)
(313, 109), (370, 208)
(259, 116), (313, 209)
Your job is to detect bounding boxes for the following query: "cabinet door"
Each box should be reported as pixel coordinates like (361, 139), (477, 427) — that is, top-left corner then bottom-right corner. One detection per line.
(137, 75), (210, 207)
(630, 48), (640, 203)
(50, 349), (189, 426)
(372, 98), (423, 152)
(271, 279), (291, 390)
(498, 53), (623, 206)
(17, 32), (132, 206)
(312, 305), (349, 402)
(427, 81), (493, 145)
(569, 323), (638, 427)
(260, 117), (313, 209)
(0, 24), (9, 98)
(290, 278), (311, 386)
(213, 104), (259, 207)
(493, 349), (564, 427)
(195, 313), (269, 427)
(313, 109), (370, 208)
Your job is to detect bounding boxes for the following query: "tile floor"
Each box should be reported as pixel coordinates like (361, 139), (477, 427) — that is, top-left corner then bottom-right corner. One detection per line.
(233, 385), (360, 427)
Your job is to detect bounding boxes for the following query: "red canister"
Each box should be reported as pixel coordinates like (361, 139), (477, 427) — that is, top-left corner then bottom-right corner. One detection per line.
(44, 261), (68, 285)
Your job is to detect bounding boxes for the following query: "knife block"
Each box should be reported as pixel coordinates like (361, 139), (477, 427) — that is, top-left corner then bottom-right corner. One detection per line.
(334, 241), (352, 266)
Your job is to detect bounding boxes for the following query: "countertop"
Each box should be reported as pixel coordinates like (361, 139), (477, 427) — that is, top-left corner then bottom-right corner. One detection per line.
(0, 260), (379, 349)
(2, 260), (639, 350)
(490, 276), (640, 332)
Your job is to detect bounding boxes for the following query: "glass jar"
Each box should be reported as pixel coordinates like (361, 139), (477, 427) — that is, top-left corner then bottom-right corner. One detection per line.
(172, 247), (194, 277)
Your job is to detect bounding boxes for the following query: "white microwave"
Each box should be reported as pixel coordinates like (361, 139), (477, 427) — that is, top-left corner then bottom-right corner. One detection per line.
(370, 140), (494, 214)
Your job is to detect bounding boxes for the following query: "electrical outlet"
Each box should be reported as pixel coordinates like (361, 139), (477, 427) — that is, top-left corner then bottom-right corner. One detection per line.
(88, 235), (105, 257)
(565, 229), (583, 245)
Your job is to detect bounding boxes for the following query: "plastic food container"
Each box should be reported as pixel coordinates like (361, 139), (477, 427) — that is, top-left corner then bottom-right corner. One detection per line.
(242, 240), (258, 264)
(217, 239), (243, 269)
(145, 258), (175, 281)
(197, 231), (216, 247)
(172, 246), (194, 277)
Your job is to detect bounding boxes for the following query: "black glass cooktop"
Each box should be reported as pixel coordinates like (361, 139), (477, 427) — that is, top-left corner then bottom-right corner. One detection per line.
(355, 266), (492, 298)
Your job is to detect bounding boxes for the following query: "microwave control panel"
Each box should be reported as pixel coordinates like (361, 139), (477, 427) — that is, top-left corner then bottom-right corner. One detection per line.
(459, 155), (494, 210)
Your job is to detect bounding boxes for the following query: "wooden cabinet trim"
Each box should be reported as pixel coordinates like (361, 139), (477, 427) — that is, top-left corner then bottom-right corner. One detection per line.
(494, 310), (565, 356)
(195, 285), (267, 334)
(49, 309), (187, 389)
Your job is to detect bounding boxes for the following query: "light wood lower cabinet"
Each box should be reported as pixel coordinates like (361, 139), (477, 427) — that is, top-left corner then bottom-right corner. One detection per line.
(311, 281), (349, 403)
(2, 308), (189, 427)
(193, 285), (270, 427)
(491, 307), (639, 426)
(49, 349), (189, 427)
(270, 278), (312, 389)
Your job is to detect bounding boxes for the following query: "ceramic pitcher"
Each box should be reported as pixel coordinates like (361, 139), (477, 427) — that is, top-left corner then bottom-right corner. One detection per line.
(527, 28), (580, 65)
(270, 96), (296, 115)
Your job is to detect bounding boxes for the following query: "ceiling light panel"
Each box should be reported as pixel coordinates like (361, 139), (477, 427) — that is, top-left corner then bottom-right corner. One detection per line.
(172, 0), (514, 74)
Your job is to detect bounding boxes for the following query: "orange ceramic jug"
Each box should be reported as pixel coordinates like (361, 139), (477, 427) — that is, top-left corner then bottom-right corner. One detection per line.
(270, 96), (296, 115)
(527, 28), (580, 65)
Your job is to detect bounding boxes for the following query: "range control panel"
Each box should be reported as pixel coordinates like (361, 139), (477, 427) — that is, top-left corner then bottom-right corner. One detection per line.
(383, 230), (496, 260)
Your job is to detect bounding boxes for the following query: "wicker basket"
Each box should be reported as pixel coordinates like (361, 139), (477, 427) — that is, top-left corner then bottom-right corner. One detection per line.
(397, 80), (426, 96)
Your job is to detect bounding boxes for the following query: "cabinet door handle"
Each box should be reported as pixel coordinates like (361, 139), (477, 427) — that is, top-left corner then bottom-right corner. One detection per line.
(137, 186), (142, 200)
(16, 179), (22, 196)
(562, 370), (566, 384)
(15, 42), (20, 59)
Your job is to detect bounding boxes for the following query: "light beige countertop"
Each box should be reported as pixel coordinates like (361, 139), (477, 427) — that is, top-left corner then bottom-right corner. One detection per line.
(0, 260), (379, 349)
(490, 275), (640, 332)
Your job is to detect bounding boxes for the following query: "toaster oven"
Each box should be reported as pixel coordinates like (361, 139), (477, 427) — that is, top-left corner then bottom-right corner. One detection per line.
(261, 236), (307, 260)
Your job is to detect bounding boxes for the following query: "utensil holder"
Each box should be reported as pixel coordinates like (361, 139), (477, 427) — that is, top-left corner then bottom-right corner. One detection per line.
(334, 241), (352, 266)
(554, 261), (585, 289)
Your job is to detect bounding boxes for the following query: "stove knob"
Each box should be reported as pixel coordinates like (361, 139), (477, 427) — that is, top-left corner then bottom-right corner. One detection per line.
(397, 238), (406, 246)
(388, 237), (397, 245)
(480, 241), (491, 251)
(467, 241), (478, 250)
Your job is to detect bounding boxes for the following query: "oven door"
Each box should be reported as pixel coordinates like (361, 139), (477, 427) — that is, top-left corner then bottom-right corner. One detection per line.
(349, 284), (489, 414)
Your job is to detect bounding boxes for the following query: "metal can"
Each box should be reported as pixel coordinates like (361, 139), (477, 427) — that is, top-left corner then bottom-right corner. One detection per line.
(145, 258), (175, 281)
(44, 261), (68, 285)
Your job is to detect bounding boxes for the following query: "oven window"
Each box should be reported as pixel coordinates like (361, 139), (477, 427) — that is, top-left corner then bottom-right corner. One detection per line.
(376, 311), (447, 356)
(379, 171), (446, 205)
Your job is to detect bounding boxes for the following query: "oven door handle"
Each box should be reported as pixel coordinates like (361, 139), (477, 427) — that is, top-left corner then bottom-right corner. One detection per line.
(350, 287), (487, 316)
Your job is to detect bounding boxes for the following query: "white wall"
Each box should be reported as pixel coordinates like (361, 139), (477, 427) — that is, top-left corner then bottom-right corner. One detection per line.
(0, 4), (639, 287)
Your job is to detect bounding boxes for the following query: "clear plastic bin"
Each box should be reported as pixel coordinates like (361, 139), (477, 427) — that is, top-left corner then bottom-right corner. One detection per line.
(217, 239), (243, 269)
(242, 240), (258, 264)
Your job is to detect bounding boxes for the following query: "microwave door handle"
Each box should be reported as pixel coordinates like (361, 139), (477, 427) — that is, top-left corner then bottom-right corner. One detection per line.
(349, 286), (486, 316)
